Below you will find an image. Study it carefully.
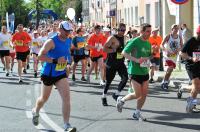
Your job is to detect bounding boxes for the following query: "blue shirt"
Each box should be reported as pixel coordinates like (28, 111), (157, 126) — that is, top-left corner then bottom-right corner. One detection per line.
(72, 36), (85, 56)
(41, 35), (71, 77)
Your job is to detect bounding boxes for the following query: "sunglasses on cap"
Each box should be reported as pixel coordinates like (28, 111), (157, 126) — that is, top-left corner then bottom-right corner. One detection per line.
(61, 24), (72, 33)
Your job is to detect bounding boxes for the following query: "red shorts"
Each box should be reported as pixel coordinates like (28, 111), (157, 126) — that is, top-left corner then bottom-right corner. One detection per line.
(165, 60), (176, 68)
(9, 52), (16, 58)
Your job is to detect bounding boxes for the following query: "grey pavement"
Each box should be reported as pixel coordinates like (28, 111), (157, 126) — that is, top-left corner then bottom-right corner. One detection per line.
(0, 62), (200, 132)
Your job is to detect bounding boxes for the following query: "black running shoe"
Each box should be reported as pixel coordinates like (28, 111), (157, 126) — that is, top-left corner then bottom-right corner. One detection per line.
(23, 69), (27, 74)
(101, 97), (108, 106)
(112, 93), (119, 101)
(72, 74), (76, 81)
(27, 64), (30, 69)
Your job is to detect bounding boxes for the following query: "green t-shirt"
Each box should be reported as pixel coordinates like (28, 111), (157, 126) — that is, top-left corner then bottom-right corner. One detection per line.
(123, 37), (151, 75)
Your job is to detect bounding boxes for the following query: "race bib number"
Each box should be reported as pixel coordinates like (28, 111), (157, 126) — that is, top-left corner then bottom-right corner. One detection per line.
(116, 52), (123, 59)
(77, 42), (85, 48)
(140, 60), (150, 68)
(3, 41), (9, 47)
(32, 42), (39, 47)
(16, 41), (23, 46)
(193, 52), (200, 60)
(55, 63), (67, 71)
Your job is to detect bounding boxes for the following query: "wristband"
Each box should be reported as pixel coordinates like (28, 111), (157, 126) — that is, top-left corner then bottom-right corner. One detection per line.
(52, 59), (58, 64)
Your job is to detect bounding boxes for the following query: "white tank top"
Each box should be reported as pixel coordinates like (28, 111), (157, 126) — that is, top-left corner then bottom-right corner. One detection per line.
(165, 34), (181, 53)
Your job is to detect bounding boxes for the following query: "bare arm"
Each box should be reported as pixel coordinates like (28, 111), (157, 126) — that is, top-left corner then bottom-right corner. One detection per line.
(38, 39), (55, 63)
(103, 36), (119, 53)
(161, 35), (170, 51)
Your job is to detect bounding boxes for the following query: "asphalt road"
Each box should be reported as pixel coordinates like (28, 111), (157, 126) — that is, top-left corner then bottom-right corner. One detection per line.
(0, 62), (200, 132)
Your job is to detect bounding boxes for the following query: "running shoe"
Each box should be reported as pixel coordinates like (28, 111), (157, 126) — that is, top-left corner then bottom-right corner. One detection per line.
(6, 72), (9, 77)
(116, 97), (124, 113)
(161, 82), (168, 90)
(101, 97), (108, 106)
(112, 93), (119, 101)
(132, 112), (147, 121)
(186, 97), (195, 113)
(81, 77), (86, 81)
(149, 78), (155, 83)
(32, 109), (39, 126)
(64, 123), (76, 132)
(23, 69), (27, 74)
(34, 72), (37, 78)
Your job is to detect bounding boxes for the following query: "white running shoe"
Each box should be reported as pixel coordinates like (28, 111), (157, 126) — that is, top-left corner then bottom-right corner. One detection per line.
(132, 112), (147, 121)
(64, 123), (76, 132)
(32, 109), (39, 126)
(116, 97), (124, 113)
(186, 97), (195, 113)
(100, 80), (105, 86)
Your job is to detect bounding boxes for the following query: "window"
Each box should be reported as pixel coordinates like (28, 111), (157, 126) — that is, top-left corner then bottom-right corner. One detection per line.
(135, 6), (138, 25)
(146, 4), (150, 23)
(155, 2), (160, 27)
(131, 7), (133, 26)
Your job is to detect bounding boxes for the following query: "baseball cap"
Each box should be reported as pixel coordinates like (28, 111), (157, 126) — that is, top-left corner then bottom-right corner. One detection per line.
(102, 27), (110, 32)
(196, 25), (200, 33)
(59, 21), (73, 31)
(171, 24), (178, 29)
(152, 27), (159, 32)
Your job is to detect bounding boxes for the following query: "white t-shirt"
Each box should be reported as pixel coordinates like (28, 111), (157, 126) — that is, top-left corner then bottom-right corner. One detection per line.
(31, 38), (42, 54)
(0, 33), (12, 50)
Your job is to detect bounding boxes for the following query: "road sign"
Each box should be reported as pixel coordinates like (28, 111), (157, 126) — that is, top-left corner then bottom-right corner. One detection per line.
(171, 0), (189, 4)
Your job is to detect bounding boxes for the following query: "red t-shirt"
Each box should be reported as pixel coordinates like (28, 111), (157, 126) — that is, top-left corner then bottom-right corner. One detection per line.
(87, 33), (104, 57)
(12, 31), (32, 52)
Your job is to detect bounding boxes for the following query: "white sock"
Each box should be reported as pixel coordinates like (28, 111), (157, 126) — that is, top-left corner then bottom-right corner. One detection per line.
(102, 93), (107, 98)
(135, 109), (141, 114)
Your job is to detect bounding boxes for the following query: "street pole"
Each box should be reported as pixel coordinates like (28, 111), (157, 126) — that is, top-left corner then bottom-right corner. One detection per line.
(36, 0), (40, 29)
(0, 0), (3, 26)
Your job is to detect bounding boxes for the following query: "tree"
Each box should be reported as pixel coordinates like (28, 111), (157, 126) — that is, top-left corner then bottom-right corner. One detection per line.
(75, 0), (82, 23)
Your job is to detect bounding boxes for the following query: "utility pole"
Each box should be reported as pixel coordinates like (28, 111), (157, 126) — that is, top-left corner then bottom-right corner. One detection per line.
(36, 0), (40, 29)
(0, 0), (3, 26)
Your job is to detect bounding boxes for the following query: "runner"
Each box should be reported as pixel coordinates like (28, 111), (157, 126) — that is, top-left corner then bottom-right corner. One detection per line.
(180, 25), (200, 113)
(116, 23), (152, 120)
(101, 23), (128, 106)
(86, 25), (105, 86)
(149, 28), (162, 83)
(31, 31), (42, 77)
(0, 26), (12, 76)
(71, 27), (87, 81)
(161, 24), (183, 90)
(32, 21), (76, 131)
(12, 24), (32, 83)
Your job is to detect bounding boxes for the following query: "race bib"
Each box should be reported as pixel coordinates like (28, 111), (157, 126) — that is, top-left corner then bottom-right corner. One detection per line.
(55, 63), (67, 71)
(32, 42), (39, 47)
(16, 41), (23, 46)
(77, 42), (85, 48)
(116, 52), (123, 59)
(84, 50), (89, 55)
(140, 60), (150, 68)
(3, 41), (9, 47)
(193, 52), (200, 60)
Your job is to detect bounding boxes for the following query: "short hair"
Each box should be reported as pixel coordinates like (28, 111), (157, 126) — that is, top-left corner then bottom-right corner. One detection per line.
(17, 24), (23, 27)
(132, 29), (138, 34)
(118, 23), (126, 30)
(94, 25), (101, 30)
(140, 23), (151, 32)
(76, 28), (82, 33)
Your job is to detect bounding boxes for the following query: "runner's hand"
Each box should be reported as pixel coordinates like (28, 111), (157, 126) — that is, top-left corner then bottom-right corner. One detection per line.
(192, 57), (200, 63)
(57, 57), (67, 64)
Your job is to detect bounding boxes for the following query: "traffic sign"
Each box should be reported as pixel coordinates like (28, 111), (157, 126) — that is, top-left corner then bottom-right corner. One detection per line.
(171, 0), (189, 4)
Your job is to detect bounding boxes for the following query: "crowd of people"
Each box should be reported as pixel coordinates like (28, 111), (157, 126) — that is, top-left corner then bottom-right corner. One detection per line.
(0, 20), (200, 131)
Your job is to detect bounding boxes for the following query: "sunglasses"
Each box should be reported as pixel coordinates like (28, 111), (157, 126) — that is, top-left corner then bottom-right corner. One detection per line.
(119, 29), (126, 32)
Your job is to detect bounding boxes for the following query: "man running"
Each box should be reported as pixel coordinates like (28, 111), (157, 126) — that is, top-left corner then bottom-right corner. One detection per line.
(180, 25), (200, 113)
(31, 21), (76, 131)
(101, 23), (128, 106)
(12, 24), (32, 83)
(116, 23), (152, 120)
(0, 26), (12, 76)
(149, 28), (162, 83)
(161, 24), (183, 90)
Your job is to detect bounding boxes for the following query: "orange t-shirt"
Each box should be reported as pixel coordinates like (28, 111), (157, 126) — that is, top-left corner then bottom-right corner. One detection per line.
(12, 31), (32, 52)
(149, 35), (162, 58)
(87, 33), (104, 57)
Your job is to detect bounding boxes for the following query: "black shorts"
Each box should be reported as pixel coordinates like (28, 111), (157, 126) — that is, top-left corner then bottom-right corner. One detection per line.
(91, 55), (103, 62)
(0, 50), (10, 57)
(32, 53), (38, 56)
(187, 64), (200, 79)
(129, 74), (149, 85)
(16, 51), (29, 62)
(41, 73), (67, 86)
(74, 55), (85, 63)
(150, 57), (160, 67)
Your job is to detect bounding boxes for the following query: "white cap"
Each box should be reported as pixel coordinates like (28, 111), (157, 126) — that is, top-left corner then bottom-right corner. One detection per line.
(103, 27), (110, 32)
(59, 21), (73, 31)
